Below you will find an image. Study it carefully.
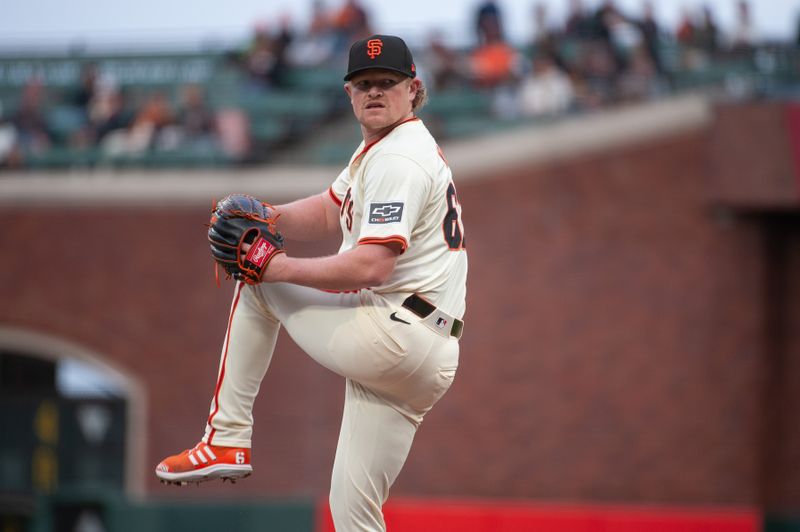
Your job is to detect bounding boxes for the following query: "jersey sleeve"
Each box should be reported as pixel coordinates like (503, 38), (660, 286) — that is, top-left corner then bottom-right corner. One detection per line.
(328, 167), (350, 207)
(357, 154), (431, 253)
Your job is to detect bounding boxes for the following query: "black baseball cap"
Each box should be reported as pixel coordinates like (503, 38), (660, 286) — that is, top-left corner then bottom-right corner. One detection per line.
(344, 34), (416, 81)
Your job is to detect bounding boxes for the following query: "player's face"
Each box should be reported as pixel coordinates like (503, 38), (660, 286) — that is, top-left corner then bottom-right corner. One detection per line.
(345, 69), (418, 135)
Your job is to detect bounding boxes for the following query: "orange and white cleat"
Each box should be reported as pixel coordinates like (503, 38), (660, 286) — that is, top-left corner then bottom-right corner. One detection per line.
(155, 442), (251, 485)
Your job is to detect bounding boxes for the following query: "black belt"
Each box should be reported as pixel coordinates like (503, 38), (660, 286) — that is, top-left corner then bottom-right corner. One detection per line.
(402, 294), (464, 339)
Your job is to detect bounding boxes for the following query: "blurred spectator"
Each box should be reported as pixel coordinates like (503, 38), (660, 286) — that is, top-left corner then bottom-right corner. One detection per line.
(564, 0), (594, 40)
(518, 53), (575, 117)
(286, 1), (338, 67)
(675, 7), (705, 70)
(475, 0), (503, 46)
(695, 5), (720, 56)
(173, 85), (219, 152)
(272, 17), (294, 86)
(71, 63), (99, 117)
(731, 0), (755, 52)
(309, 0), (332, 36)
(528, 1), (569, 78)
(12, 80), (52, 156)
(607, 4), (642, 57)
(592, 1), (626, 75)
(628, 1), (664, 75)
(617, 45), (661, 101)
(590, 1), (614, 44)
(245, 24), (277, 90)
(470, 19), (521, 88)
(0, 102), (21, 167)
(576, 37), (619, 104)
(531, 2), (557, 49)
(177, 86), (215, 138)
(216, 108), (251, 161)
(135, 91), (173, 141)
(102, 90), (173, 155)
(88, 83), (133, 144)
(676, 8), (695, 47)
(244, 20), (294, 90)
(331, 0), (371, 48)
(426, 31), (465, 91)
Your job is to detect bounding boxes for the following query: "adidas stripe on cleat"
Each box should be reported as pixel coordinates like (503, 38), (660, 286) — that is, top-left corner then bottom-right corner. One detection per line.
(155, 442), (251, 484)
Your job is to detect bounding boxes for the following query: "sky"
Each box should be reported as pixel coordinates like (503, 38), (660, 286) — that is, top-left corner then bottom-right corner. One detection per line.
(1, 0), (798, 51)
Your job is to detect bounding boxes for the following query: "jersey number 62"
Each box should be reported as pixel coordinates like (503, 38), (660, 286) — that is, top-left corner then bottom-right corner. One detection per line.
(443, 181), (465, 250)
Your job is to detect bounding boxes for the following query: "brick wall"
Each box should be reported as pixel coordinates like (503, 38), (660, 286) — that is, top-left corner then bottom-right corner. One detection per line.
(406, 131), (765, 504)
(0, 103), (797, 511)
(709, 102), (800, 207)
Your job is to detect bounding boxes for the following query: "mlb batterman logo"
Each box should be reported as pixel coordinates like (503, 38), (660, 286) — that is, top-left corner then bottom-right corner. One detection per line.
(367, 38), (383, 59)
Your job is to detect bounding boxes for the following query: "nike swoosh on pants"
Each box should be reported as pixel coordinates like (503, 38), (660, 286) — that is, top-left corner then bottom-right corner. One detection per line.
(389, 312), (410, 325)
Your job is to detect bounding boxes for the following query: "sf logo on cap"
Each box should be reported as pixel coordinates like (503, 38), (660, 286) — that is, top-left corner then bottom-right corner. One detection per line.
(367, 38), (383, 59)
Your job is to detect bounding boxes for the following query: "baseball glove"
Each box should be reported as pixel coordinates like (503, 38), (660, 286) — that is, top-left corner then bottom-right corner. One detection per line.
(208, 194), (285, 284)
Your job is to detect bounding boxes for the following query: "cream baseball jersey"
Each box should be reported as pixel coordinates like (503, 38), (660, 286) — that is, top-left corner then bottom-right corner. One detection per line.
(329, 118), (468, 318)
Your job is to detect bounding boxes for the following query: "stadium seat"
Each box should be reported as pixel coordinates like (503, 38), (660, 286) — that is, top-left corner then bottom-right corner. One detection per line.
(283, 67), (344, 94)
(250, 119), (287, 143)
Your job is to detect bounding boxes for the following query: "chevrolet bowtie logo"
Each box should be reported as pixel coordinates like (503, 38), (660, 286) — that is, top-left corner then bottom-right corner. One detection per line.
(368, 202), (404, 224)
(372, 204), (401, 217)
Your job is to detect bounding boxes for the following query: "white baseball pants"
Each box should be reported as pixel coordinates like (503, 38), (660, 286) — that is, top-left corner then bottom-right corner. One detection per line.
(202, 281), (460, 532)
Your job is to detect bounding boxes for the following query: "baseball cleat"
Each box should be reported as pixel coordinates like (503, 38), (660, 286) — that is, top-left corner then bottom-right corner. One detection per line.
(155, 441), (251, 484)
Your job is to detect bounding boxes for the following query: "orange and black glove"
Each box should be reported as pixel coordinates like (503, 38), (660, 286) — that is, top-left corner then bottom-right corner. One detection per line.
(208, 194), (285, 284)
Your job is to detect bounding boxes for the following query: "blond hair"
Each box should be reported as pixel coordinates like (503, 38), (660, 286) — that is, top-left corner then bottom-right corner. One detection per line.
(412, 80), (428, 112)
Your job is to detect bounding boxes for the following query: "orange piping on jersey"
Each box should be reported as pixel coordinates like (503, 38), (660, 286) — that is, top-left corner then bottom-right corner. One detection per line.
(207, 282), (244, 444)
(320, 288), (362, 294)
(351, 116), (421, 166)
(358, 235), (409, 253)
(328, 186), (343, 207)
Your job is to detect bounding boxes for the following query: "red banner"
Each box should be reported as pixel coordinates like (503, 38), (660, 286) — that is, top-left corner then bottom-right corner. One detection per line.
(317, 497), (760, 532)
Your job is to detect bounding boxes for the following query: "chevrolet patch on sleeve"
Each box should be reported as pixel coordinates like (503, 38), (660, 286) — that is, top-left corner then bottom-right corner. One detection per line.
(368, 202), (404, 224)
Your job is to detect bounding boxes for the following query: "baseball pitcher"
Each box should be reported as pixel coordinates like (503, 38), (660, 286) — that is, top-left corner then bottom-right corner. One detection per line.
(156, 34), (468, 532)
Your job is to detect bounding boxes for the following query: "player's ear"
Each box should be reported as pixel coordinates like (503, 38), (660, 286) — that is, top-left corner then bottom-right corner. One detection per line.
(344, 82), (353, 100)
(408, 79), (420, 102)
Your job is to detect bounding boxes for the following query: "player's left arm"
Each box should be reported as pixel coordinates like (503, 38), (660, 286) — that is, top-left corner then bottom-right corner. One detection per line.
(261, 243), (400, 291)
(273, 191), (341, 242)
